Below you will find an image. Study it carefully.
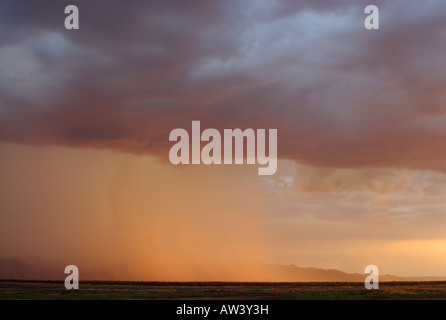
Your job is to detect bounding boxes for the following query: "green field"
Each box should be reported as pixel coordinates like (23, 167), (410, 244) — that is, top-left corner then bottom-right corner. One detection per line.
(1, 280), (446, 300)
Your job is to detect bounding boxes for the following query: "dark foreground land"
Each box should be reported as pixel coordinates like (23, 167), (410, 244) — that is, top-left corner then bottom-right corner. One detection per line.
(1, 280), (446, 300)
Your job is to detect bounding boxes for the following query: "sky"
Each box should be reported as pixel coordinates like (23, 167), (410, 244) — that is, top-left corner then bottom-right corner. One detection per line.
(1, 0), (446, 280)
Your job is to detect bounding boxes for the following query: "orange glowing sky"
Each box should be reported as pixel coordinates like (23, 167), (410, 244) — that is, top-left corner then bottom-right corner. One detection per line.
(1, 0), (446, 280)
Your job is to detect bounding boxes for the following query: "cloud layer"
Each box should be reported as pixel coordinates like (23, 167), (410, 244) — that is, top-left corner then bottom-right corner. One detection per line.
(1, 0), (446, 172)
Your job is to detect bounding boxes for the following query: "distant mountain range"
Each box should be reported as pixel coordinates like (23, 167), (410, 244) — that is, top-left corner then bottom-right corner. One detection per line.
(0, 257), (445, 282)
(243, 263), (446, 282)
(204, 262), (446, 282)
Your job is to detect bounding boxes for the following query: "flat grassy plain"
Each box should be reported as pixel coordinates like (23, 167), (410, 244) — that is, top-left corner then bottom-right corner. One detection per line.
(1, 280), (446, 300)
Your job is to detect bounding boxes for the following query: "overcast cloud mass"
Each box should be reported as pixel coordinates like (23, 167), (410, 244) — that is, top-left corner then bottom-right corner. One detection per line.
(0, 0), (445, 171)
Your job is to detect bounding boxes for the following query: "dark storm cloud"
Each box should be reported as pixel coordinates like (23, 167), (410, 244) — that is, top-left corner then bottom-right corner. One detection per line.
(1, 0), (446, 171)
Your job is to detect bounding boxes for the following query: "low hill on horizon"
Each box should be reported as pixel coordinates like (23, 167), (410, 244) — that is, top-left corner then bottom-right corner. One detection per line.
(0, 257), (61, 281)
(0, 257), (445, 282)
